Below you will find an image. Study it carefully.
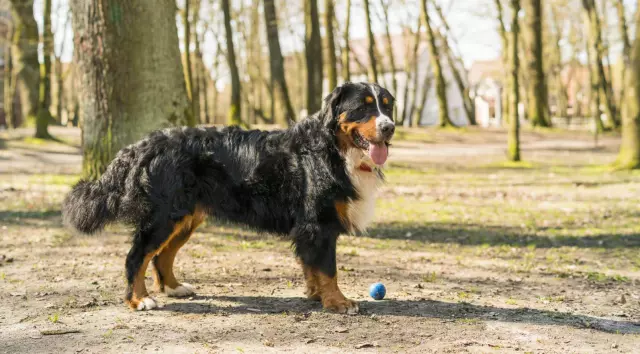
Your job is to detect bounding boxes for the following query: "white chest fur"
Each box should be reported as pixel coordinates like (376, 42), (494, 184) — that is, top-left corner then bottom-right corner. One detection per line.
(342, 149), (383, 234)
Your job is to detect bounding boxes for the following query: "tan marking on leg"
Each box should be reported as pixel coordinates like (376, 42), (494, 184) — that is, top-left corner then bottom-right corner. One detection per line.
(126, 252), (155, 310)
(299, 260), (321, 301)
(307, 268), (359, 314)
(153, 206), (205, 294)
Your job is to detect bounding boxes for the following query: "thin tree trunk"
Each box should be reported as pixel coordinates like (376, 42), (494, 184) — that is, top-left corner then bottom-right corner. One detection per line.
(71, 0), (191, 179)
(342, 0), (351, 82)
(399, 20), (421, 126)
(380, 0), (397, 94)
(508, 0), (521, 161)
(614, 0), (631, 117)
(616, 8), (640, 168)
(523, 0), (550, 127)
(582, 0), (618, 128)
(324, 0), (337, 90)
(9, 0), (39, 128)
(264, 0), (296, 124)
(421, 0), (453, 127)
(413, 74), (432, 127)
(182, 0), (195, 126)
(363, 0), (378, 83)
(54, 8), (70, 124)
(222, 0), (242, 125)
(494, 0), (510, 123)
(585, 21), (605, 132)
(433, 2), (475, 125)
(305, 0), (323, 113)
(549, 5), (568, 120)
(34, 0), (53, 138)
(4, 25), (13, 129)
(191, 0), (201, 124)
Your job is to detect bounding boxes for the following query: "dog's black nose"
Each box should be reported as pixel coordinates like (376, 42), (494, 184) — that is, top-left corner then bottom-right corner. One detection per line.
(378, 120), (395, 138)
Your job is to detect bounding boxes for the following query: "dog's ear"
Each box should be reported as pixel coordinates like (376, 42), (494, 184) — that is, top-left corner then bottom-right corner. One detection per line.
(320, 82), (350, 129)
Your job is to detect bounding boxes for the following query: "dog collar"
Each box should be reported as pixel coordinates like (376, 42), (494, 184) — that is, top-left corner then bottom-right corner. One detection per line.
(358, 163), (373, 172)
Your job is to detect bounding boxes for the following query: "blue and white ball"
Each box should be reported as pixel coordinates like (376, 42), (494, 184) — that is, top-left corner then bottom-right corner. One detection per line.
(369, 282), (386, 300)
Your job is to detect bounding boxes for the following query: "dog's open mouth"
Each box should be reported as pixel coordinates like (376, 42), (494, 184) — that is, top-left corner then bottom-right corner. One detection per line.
(352, 131), (389, 165)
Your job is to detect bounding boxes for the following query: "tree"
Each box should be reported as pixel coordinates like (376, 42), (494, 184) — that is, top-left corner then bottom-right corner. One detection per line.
(305, 0), (323, 114)
(614, 0), (631, 114)
(190, 0), (201, 125)
(71, 0), (192, 179)
(35, 0), (54, 138)
(508, 0), (521, 161)
(264, 0), (296, 124)
(494, 0), (510, 122)
(380, 0), (397, 121)
(523, 0), (550, 127)
(221, 0), (242, 125)
(582, 0), (618, 128)
(420, 0), (453, 127)
(9, 0), (39, 130)
(4, 22), (13, 129)
(53, 7), (71, 125)
(324, 0), (337, 90)
(549, 4), (568, 120)
(342, 0), (351, 82)
(363, 0), (378, 83)
(399, 18), (421, 126)
(616, 8), (640, 169)
(182, 0), (195, 126)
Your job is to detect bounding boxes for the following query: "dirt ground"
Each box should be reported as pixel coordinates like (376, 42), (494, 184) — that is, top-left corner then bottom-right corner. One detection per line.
(1, 126), (639, 353)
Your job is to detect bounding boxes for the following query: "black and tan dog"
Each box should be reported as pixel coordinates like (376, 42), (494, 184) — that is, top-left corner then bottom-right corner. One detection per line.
(62, 82), (396, 314)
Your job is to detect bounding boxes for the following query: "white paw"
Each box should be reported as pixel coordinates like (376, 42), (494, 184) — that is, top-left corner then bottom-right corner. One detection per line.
(346, 302), (360, 315)
(165, 283), (196, 297)
(136, 297), (159, 311)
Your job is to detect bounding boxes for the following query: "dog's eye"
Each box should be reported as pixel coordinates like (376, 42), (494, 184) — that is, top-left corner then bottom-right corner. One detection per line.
(382, 97), (389, 105)
(365, 96), (374, 104)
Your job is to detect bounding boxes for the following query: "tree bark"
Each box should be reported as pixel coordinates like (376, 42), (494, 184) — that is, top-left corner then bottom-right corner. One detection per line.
(264, 0), (296, 124)
(191, 0), (201, 124)
(585, 20), (605, 132)
(35, 0), (54, 138)
(71, 0), (192, 179)
(494, 0), (510, 123)
(221, 0), (242, 125)
(363, 0), (378, 83)
(399, 19), (421, 126)
(4, 25), (13, 129)
(582, 0), (618, 128)
(549, 4), (568, 120)
(614, 0), (631, 117)
(421, 0), (453, 127)
(182, 0), (195, 126)
(413, 74), (432, 127)
(523, 0), (550, 127)
(508, 0), (521, 161)
(616, 8), (640, 169)
(9, 0), (39, 128)
(324, 0), (337, 90)
(305, 0), (323, 113)
(342, 0), (351, 82)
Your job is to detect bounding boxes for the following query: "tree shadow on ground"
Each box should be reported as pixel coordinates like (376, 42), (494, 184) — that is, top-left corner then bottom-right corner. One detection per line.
(161, 295), (640, 334)
(365, 222), (640, 249)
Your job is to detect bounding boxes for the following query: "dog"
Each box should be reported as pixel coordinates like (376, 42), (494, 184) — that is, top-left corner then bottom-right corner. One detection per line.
(62, 82), (396, 314)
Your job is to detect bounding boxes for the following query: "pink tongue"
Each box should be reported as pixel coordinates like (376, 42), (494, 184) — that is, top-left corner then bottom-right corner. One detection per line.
(368, 143), (388, 165)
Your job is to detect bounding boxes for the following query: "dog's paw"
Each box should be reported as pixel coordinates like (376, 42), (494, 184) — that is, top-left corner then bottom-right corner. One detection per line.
(133, 297), (159, 311)
(322, 297), (359, 315)
(165, 283), (196, 298)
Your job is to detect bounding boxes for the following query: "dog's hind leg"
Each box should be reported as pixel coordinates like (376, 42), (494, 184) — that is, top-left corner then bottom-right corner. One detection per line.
(124, 229), (165, 311)
(152, 206), (206, 297)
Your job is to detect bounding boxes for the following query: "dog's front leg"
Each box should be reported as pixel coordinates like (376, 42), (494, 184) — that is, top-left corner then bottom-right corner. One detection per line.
(294, 224), (359, 315)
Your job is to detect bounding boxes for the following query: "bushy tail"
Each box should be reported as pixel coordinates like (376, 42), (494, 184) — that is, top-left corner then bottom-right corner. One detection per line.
(62, 179), (120, 234)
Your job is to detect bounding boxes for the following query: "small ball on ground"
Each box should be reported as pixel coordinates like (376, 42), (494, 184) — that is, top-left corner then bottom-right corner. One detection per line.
(369, 282), (386, 300)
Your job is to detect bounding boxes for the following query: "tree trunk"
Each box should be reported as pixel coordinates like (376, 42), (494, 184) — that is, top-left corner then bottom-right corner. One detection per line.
(614, 0), (631, 118)
(363, 0), (378, 83)
(523, 0), (550, 127)
(35, 0), (54, 138)
(585, 21), (605, 132)
(342, 0), (351, 82)
(324, 0), (337, 90)
(305, 0), (323, 113)
(221, 0), (242, 125)
(191, 0), (201, 124)
(421, 0), (453, 127)
(9, 0), (39, 128)
(616, 8), (640, 169)
(508, 0), (521, 161)
(413, 74), (432, 127)
(182, 0), (195, 126)
(71, 0), (192, 179)
(494, 0), (510, 123)
(4, 25), (13, 129)
(399, 19), (421, 126)
(582, 0), (618, 128)
(264, 0), (296, 124)
(549, 5), (568, 120)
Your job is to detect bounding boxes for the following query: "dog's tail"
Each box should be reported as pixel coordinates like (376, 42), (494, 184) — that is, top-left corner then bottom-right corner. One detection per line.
(62, 175), (121, 234)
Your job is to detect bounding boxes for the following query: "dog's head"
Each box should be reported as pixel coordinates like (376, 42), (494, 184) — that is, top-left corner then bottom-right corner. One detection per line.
(321, 82), (396, 166)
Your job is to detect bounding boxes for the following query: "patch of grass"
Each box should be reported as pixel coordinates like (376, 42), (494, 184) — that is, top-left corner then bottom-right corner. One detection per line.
(48, 313), (60, 323)
(457, 291), (471, 300)
(505, 298), (518, 305)
(483, 160), (537, 169)
(28, 174), (80, 186)
(585, 272), (629, 283)
(422, 271), (437, 283)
